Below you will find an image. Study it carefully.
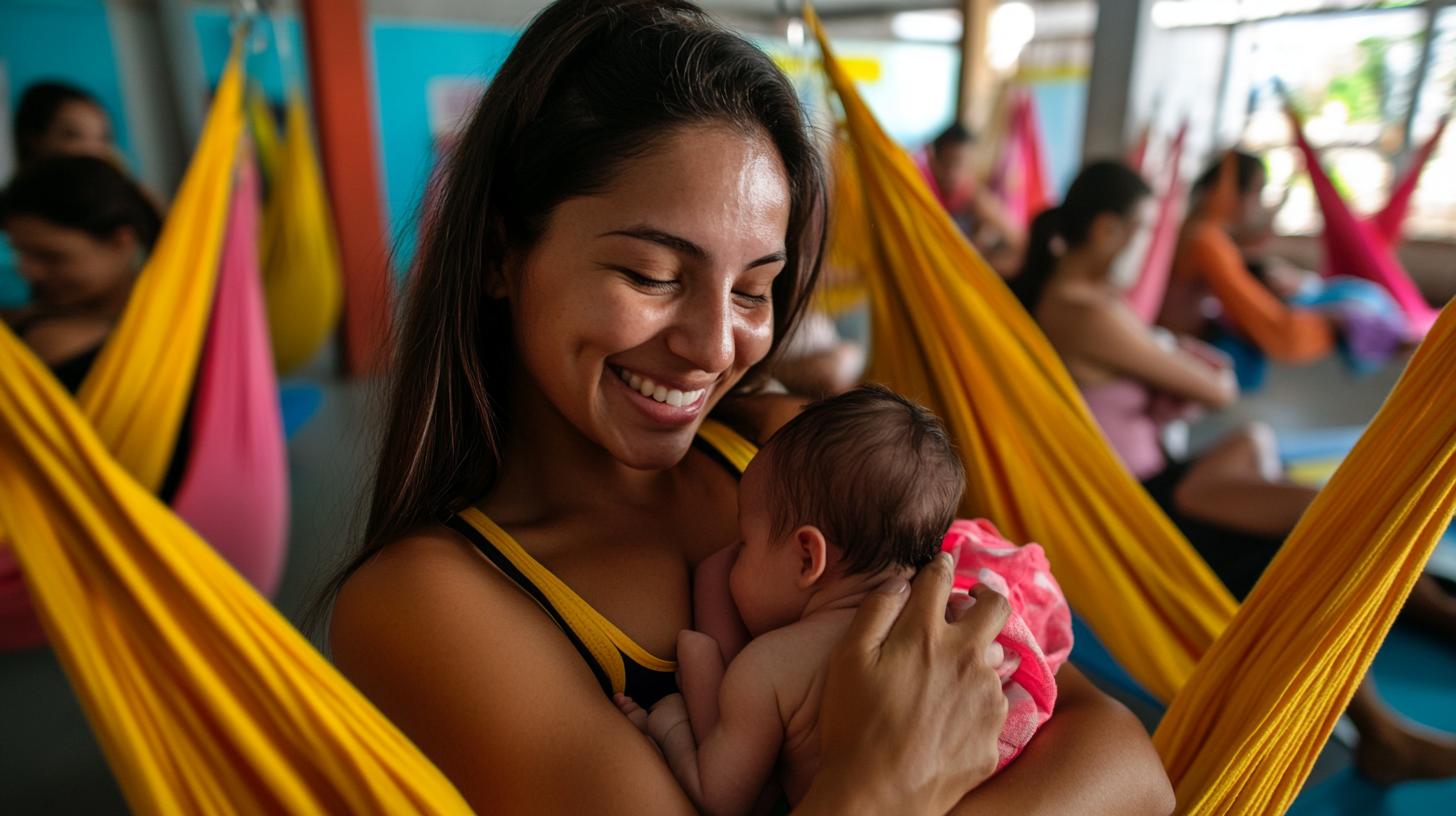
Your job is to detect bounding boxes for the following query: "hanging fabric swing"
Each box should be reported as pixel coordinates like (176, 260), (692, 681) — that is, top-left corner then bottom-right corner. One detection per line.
(990, 90), (1052, 231)
(0, 53), (288, 650)
(251, 88), (344, 375)
(1285, 104), (1448, 337)
(1124, 122), (1189, 325)
(804, 5), (1456, 813)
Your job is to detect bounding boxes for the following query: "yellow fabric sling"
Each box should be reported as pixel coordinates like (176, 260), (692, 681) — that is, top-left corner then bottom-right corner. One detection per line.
(70, 57), (244, 492)
(0, 325), (470, 814)
(251, 89), (344, 374)
(805, 5), (1456, 813)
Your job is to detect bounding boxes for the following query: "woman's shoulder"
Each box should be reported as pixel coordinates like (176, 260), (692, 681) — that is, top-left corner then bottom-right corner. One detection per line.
(711, 390), (810, 445)
(330, 524), (542, 667)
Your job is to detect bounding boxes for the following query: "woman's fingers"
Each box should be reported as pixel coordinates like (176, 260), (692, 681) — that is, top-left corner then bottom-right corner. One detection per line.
(837, 575), (910, 663)
(953, 584), (1012, 650)
(893, 552), (957, 640)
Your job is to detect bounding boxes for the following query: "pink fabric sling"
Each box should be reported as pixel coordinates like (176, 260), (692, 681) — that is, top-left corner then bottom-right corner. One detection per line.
(1125, 122), (1190, 325)
(170, 156), (289, 599)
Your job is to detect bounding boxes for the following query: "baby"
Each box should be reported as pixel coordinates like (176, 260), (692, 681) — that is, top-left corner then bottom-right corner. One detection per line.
(618, 385), (1071, 816)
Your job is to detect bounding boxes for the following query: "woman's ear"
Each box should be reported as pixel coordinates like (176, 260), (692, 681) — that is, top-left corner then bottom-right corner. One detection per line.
(794, 525), (828, 588)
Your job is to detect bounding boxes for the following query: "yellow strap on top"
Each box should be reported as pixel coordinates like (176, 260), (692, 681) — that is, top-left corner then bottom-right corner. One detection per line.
(454, 508), (675, 696)
(696, 418), (759, 474)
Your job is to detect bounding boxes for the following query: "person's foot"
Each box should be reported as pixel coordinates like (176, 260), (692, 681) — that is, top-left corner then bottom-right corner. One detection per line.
(1354, 722), (1456, 785)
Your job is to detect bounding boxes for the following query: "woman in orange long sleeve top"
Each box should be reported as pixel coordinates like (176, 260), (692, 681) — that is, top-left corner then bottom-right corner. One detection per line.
(1162, 153), (1334, 363)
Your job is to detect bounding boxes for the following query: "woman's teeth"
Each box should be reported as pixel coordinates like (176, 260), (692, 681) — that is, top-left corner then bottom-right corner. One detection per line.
(616, 368), (706, 408)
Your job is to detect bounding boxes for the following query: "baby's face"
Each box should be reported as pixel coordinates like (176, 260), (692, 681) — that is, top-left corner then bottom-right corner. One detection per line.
(729, 455), (812, 636)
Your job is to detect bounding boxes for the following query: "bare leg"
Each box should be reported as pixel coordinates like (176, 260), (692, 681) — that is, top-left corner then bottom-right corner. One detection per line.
(1172, 423), (1316, 537)
(1347, 680), (1456, 784)
(1172, 424), (1456, 642)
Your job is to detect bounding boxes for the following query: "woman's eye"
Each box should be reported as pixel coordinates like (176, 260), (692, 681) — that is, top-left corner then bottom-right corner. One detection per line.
(733, 290), (771, 306)
(617, 268), (678, 292)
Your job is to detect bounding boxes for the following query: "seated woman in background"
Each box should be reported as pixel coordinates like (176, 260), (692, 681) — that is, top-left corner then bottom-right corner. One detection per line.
(0, 155), (190, 500)
(13, 81), (116, 168)
(1160, 151), (1336, 364)
(1017, 159), (1456, 784)
(918, 123), (1024, 276)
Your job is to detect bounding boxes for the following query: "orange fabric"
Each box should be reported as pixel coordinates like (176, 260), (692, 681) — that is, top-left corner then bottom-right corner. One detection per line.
(1171, 221), (1333, 362)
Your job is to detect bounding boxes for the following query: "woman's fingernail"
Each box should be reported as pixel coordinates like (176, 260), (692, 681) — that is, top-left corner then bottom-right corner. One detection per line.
(938, 552), (954, 569)
(882, 576), (909, 594)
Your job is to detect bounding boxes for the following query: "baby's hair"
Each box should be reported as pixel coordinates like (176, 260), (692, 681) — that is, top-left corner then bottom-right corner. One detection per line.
(760, 384), (966, 575)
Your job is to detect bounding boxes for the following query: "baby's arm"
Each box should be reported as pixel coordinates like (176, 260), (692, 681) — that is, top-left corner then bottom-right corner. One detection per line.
(694, 545), (752, 662)
(678, 629), (727, 737)
(646, 646), (784, 816)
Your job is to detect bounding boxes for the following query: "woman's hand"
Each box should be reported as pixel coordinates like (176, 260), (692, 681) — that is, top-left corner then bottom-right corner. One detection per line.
(795, 551), (1011, 815)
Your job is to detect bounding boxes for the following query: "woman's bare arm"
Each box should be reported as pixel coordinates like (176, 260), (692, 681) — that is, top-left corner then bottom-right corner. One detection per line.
(331, 528), (696, 815)
(947, 665), (1175, 815)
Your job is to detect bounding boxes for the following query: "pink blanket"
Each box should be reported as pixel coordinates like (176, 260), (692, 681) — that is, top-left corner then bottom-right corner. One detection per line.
(941, 519), (1072, 771)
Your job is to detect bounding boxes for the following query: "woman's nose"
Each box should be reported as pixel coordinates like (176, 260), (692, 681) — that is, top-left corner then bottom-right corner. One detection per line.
(666, 285), (735, 374)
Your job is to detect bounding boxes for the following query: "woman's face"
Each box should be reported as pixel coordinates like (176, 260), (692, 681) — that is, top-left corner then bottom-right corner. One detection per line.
(4, 215), (138, 310)
(34, 101), (114, 161)
(509, 123), (791, 470)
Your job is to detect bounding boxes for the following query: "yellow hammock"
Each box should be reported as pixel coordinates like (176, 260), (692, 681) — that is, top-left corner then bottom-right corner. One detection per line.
(1, 15), (1454, 816)
(249, 89), (344, 374)
(805, 5), (1455, 813)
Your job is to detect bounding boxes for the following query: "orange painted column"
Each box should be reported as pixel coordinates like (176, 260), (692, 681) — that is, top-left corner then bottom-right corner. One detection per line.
(301, 0), (392, 375)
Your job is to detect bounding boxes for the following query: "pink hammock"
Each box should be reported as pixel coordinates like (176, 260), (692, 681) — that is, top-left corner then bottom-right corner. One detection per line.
(993, 92), (1052, 229)
(1286, 106), (1445, 336)
(0, 157), (287, 650)
(1125, 121), (1190, 325)
(1127, 123), (1152, 176)
(170, 156), (289, 599)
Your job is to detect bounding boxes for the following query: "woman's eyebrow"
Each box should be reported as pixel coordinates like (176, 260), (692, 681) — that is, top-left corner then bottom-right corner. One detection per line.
(601, 226), (785, 271)
(601, 226), (708, 260)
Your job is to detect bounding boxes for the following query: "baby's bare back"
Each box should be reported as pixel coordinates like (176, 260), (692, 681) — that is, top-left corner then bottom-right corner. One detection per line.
(750, 607), (859, 805)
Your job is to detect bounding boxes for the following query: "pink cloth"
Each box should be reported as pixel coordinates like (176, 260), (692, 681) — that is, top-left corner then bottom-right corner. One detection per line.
(170, 156), (289, 599)
(1125, 122), (1189, 325)
(991, 93), (1052, 230)
(941, 519), (1072, 771)
(1079, 381), (1166, 480)
(1287, 107), (1441, 336)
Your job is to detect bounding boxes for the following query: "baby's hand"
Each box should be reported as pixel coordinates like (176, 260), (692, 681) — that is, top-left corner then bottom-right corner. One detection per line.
(613, 693), (649, 734)
(647, 692), (693, 749)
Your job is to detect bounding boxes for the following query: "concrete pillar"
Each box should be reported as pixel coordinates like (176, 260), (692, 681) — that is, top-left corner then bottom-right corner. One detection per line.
(1082, 0), (1155, 162)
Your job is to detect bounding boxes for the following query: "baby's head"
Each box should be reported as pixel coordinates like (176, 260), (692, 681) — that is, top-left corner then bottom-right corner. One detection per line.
(730, 385), (966, 635)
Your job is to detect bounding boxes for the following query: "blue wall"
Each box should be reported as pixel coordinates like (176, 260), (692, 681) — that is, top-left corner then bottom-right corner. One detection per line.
(371, 20), (517, 265)
(193, 8), (308, 105)
(1028, 79), (1089, 198)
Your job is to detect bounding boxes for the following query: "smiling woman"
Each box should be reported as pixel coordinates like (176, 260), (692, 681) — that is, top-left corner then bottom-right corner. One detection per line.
(319, 1), (1172, 814)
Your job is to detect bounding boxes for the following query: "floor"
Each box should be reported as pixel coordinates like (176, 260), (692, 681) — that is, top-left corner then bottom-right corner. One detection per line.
(0, 351), (1450, 813)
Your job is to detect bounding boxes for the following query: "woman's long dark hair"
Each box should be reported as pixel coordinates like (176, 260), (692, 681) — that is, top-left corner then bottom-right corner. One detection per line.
(315, 0), (826, 617)
(1192, 150), (1264, 198)
(0, 154), (161, 252)
(1013, 160), (1150, 313)
(14, 81), (103, 165)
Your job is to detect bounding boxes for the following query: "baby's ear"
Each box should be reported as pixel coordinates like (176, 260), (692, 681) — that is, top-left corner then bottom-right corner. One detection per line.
(794, 526), (828, 588)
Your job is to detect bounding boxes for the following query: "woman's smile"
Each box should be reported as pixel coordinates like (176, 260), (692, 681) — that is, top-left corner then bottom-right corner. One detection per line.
(608, 364), (713, 426)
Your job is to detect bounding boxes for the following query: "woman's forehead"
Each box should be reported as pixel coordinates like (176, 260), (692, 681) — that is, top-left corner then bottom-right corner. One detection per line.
(572, 124), (791, 255)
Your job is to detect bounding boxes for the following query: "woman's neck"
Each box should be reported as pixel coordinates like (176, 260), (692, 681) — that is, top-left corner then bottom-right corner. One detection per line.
(486, 367), (688, 525)
(1051, 247), (1114, 293)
